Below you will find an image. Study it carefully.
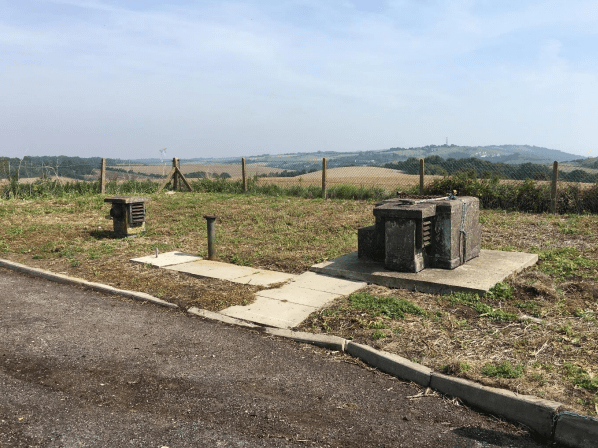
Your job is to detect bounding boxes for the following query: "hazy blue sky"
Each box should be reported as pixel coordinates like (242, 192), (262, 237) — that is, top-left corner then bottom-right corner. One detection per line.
(2, 0), (597, 160)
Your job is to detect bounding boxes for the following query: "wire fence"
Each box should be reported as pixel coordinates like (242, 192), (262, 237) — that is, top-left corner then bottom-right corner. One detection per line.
(2, 156), (597, 189)
(1, 156), (598, 213)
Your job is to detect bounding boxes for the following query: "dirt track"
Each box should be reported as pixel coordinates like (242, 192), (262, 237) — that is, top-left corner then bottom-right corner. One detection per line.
(0, 268), (551, 447)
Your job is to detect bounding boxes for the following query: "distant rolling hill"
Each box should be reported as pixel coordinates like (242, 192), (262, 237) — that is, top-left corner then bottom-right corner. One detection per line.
(182, 144), (584, 170)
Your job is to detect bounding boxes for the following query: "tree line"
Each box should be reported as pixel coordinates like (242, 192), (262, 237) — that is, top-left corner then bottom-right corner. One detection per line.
(384, 156), (598, 183)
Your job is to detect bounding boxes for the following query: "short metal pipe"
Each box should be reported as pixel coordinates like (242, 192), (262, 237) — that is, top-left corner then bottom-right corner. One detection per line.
(204, 214), (217, 260)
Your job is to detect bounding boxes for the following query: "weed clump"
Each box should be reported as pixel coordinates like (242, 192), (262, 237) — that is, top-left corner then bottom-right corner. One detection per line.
(481, 361), (525, 378)
(446, 292), (517, 321)
(563, 363), (598, 391)
(348, 292), (426, 319)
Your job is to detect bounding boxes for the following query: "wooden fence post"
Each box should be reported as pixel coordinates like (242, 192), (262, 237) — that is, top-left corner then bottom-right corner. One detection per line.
(322, 158), (327, 199)
(172, 157), (180, 191)
(419, 158), (425, 195)
(100, 158), (106, 194)
(242, 158), (247, 192)
(551, 161), (559, 214)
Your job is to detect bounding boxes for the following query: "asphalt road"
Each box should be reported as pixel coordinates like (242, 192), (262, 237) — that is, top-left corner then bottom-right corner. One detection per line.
(0, 267), (552, 447)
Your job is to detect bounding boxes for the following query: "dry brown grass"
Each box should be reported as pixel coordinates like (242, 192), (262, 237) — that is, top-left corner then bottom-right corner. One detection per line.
(1, 193), (597, 416)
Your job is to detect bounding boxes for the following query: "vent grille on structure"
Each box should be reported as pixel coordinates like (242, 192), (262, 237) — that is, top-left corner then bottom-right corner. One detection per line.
(422, 219), (432, 248)
(129, 203), (145, 224)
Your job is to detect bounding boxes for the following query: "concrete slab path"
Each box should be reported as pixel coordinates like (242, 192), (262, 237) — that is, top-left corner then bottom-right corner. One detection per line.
(221, 272), (366, 328)
(130, 252), (366, 328)
(130, 248), (536, 328)
(131, 251), (202, 267)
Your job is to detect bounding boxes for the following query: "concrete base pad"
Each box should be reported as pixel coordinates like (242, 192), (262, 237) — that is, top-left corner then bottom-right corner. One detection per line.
(310, 250), (538, 295)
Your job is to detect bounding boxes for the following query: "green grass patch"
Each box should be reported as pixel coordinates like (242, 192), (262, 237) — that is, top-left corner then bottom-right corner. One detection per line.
(486, 282), (514, 300)
(563, 363), (598, 391)
(482, 361), (525, 378)
(446, 292), (517, 321)
(538, 247), (598, 281)
(371, 330), (388, 340)
(348, 292), (426, 319)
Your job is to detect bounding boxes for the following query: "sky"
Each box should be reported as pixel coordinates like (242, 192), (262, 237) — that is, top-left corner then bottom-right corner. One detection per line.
(1, 0), (597, 160)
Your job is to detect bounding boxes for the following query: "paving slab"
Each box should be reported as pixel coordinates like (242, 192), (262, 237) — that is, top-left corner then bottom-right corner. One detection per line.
(289, 271), (367, 295)
(234, 270), (296, 287)
(310, 250), (538, 295)
(256, 284), (341, 307)
(164, 260), (258, 280)
(130, 251), (202, 267)
(164, 260), (295, 286)
(220, 296), (317, 328)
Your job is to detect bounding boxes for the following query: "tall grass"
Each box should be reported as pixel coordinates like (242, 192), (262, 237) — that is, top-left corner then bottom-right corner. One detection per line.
(425, 171), (598, 214)
(2, 171), (597, 214)
(0, 178), (158, 199)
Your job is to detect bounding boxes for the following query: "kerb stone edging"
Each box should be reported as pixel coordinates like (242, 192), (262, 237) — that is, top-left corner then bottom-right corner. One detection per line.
(0, 258), (178, 309)
(430, 372), (562, 439)
(265, 328), (346, 352)
(187, 307), (260, 328)
(345, 341), (431, 387)
(554, 412), (598, 448)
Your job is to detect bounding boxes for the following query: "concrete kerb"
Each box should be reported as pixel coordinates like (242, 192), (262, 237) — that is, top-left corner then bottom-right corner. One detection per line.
(2, 257), (597, 446)
(554, 412), (598, 447)
(265, 328), (346, 352)
(345, 341), (431, 387)
(187, 307), (261, 329)
(430, 372), (563, 439)
(0, 258), (178, 309)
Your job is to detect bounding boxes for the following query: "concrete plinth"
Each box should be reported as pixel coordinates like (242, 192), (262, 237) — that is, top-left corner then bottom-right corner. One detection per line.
(311, 250), (538, 295)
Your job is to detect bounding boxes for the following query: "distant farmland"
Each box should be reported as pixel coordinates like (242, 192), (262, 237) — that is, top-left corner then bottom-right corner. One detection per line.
(116, 163), (281, 178)
(256, 166), (432, 191)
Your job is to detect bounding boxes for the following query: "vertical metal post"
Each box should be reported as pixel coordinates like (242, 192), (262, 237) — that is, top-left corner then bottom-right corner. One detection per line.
(419, 158), (425, 195)
(551, 161), (559, 214)
(100, 158), (106, 194)
(242, 158), (247, 192)
(322, 158), (327, 199)
(172, 157), (180, 191)
(204, 214), (216, 260)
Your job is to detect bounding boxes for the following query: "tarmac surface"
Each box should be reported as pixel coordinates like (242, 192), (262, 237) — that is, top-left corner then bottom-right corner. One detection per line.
(0, 267), (552, 447)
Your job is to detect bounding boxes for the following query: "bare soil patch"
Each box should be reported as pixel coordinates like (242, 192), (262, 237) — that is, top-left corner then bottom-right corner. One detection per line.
(1, 193), (597, 416)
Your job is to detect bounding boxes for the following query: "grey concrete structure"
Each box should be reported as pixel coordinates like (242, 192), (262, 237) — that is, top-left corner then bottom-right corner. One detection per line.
(104, 196), (150, 237)
(358, 196), (481, 273)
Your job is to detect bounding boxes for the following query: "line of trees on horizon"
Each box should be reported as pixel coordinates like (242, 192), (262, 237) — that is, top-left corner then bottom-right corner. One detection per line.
(384, 156), (598, 183)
